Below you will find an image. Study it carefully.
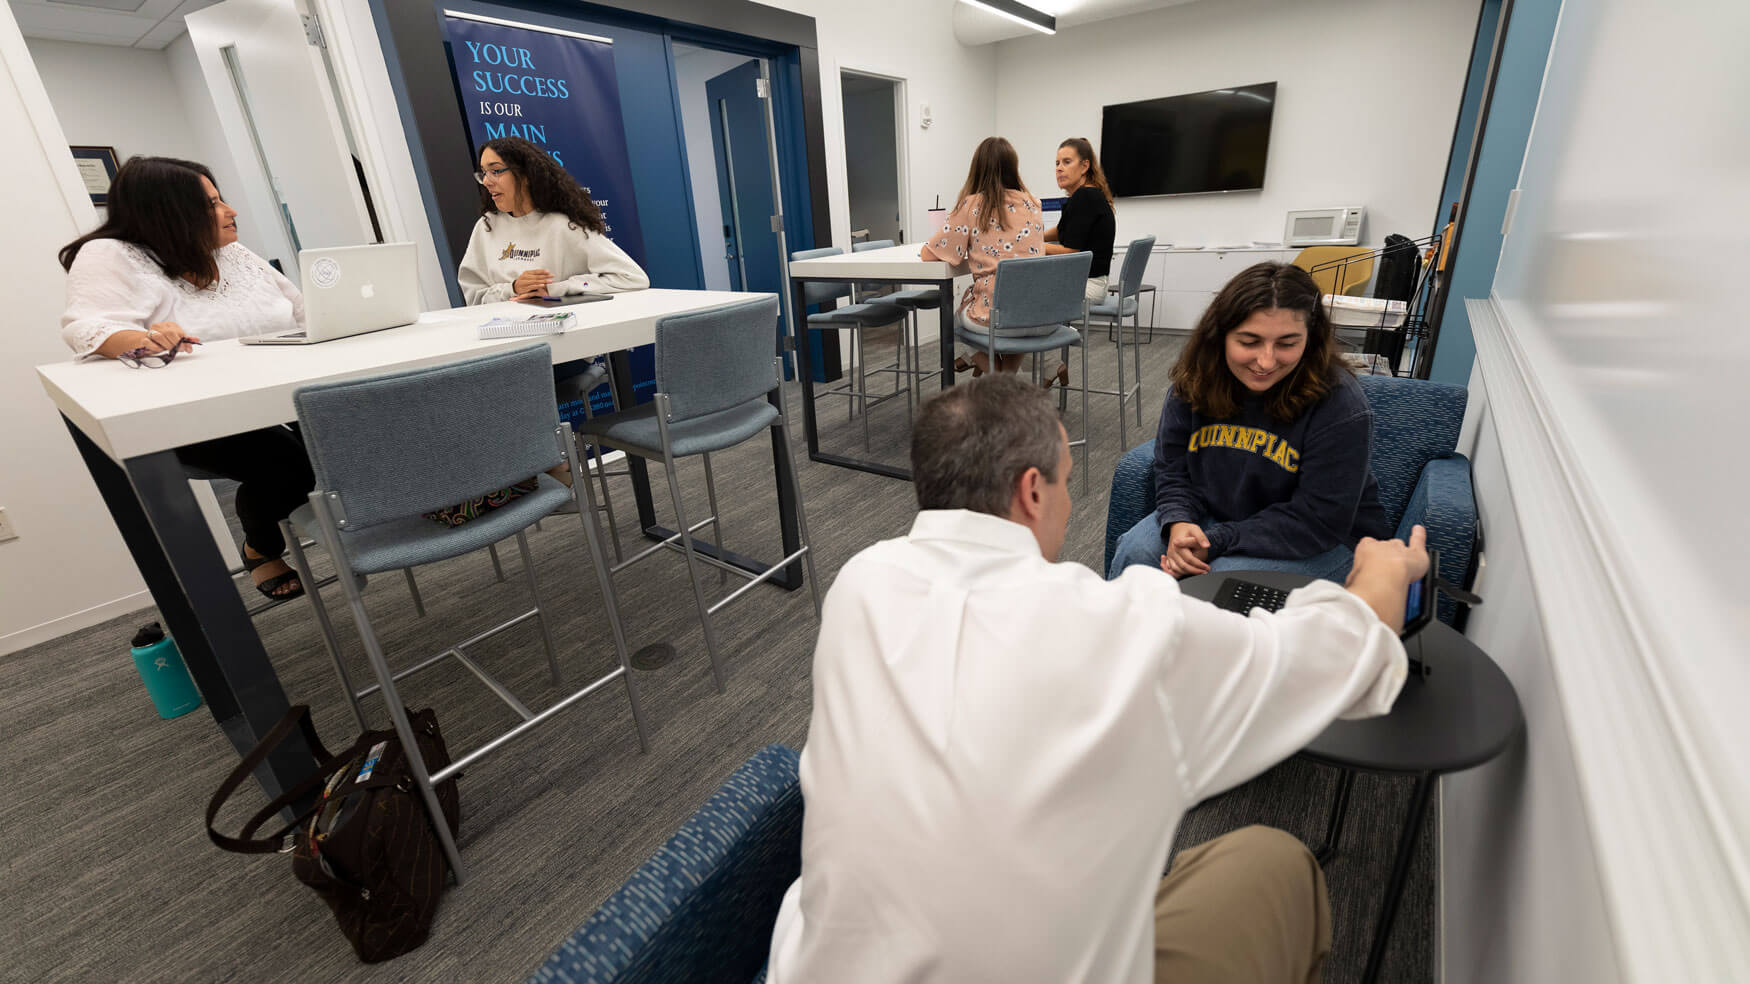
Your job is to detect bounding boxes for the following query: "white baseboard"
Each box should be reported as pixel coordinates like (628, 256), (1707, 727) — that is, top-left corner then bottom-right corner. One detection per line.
(0, 589), (154, 657)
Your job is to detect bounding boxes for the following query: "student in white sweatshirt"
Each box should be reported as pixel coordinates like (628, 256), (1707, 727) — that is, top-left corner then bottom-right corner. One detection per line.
(457, 136), (649, 304)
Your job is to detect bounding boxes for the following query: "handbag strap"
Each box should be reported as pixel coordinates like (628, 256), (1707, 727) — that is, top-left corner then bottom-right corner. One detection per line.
(206, 705), (367, 855)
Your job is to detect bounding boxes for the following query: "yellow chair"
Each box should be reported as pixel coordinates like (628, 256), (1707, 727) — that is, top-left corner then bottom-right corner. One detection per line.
(1293, 246), (1375, 296)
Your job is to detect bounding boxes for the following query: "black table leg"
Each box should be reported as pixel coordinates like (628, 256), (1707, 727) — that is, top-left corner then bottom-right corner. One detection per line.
(792, 279), (821, 458)
(769, 375), (804, 588)
(66, 418), (318, 804)
(1314, 767), (1357, 865)
(787, 275), (914, 482)
(606, 350), (660, 535)
(937, 278), (956, 389)
(1360, 771), (1437, 984)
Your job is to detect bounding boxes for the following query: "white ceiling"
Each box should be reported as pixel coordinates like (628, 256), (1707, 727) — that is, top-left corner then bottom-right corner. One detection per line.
(11, 0), (1202, 52)
(952, 0), (1207, 46)
(11, 0), (222, 49)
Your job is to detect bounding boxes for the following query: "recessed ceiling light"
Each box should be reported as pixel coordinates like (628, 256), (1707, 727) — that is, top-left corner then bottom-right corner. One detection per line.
(961, 0), (1056, 36)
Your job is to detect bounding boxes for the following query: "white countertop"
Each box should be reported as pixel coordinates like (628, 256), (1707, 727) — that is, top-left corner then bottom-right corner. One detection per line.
(1163, 244), (1298, 253)
(38, 289), (765, 462)
(788, 243), (966, 280)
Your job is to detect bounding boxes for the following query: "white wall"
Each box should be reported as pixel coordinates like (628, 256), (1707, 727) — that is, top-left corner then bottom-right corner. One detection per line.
(992, 0), (1477, 249)
(757, 0), (999, 250)
(1448, 0), (1750, 976)
(843, 82), (901, 243)
(24, 38), (206, 176)
(24, 32), (299, 270)
(164, 30), (296, 269)
(1440, 375), (1621, 983)
(673, 45), (754, 292)
(0, 11), (150, 655)
(181, 0), (375, 270)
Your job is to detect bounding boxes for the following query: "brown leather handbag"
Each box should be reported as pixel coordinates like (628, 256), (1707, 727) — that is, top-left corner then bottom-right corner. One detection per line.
(206, 705), (461, 962)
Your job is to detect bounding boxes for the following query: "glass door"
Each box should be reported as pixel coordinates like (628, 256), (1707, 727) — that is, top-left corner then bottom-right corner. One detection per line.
(184, 0), (378, 282)
(676, 44), (792, 347)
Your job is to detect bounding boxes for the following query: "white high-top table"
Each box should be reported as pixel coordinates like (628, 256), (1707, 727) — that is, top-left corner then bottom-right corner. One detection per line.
(787, 243), (966, 480)
(37, 289), (799, 801)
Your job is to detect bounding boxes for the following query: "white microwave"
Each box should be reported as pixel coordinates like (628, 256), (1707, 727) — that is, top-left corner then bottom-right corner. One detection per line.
(1284, 207), (1365, 246)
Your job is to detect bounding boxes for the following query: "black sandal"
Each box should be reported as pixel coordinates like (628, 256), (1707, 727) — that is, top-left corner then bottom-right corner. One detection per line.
(242, 551), (304, 600)
(954, 355), (976, 374)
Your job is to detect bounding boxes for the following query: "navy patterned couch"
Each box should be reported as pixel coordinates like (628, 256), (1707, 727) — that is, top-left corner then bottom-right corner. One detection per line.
(525, 744), (801, 984)
(1104, 374), (1478, 625)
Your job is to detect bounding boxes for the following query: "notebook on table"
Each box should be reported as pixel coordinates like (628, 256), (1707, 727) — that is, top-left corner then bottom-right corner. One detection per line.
(477, 311), (575, 339)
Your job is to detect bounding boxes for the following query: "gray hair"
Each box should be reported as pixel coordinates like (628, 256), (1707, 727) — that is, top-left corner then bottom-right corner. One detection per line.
(911, 375), (1062, 516)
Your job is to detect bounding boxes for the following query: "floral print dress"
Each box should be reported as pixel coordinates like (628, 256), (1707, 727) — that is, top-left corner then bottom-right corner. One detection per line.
(925, 189), (1048, 334)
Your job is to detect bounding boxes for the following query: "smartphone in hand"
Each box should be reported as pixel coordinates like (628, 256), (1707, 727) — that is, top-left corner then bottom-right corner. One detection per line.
(1399, 548), (1439, 641)
(519, 293), (611, 308)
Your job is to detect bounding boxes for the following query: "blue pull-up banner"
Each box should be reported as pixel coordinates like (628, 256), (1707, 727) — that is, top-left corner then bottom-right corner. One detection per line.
(444, 13), (648, 267)
(442, 13), (654, 409)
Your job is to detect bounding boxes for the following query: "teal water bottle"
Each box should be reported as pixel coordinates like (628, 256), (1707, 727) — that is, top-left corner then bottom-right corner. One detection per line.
(129, 622), (202, 719)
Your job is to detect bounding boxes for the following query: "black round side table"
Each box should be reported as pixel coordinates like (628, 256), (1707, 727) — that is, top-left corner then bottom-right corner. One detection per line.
(1181, 570), (1523, 984)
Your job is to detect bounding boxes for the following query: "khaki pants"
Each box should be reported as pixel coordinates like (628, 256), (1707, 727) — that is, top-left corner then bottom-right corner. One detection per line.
(1154, 826), (1332, 984)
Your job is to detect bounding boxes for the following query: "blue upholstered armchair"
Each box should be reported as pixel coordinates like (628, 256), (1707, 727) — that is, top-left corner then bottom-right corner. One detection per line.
(1104, 375), (1478, 626)
(526, 745), (802, 984)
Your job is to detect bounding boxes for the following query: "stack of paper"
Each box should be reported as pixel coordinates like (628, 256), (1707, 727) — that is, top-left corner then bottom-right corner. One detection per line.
(1323, 295), (1407, 329)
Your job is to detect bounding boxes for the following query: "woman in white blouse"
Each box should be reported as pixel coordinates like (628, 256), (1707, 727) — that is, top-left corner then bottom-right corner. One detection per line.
(59, 157), (315, 599)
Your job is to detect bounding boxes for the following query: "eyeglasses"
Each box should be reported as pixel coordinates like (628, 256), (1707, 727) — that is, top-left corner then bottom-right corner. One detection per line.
(474, 167), (514, 184)
(118, 340), (199, 369)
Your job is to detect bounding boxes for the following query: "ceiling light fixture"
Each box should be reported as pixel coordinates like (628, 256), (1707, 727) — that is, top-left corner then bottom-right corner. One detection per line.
(960, 0), (1056, 36)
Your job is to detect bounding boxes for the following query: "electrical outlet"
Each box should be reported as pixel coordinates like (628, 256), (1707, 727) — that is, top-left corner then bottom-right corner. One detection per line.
(0, 507), (16, 543)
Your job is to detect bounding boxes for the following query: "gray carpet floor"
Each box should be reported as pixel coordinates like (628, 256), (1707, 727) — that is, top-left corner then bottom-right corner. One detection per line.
(1, 325), (1433, 983)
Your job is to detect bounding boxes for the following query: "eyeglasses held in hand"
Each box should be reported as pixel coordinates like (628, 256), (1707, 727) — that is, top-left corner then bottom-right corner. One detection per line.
(474, 167), (513, 184)
(118, 340), (200, 369)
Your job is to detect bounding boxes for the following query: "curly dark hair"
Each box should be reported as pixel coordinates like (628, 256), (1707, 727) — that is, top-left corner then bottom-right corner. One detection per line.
(476, 137), (605, 235)
(1168, 262), (1342, 422)
(59, 156), (223, 287)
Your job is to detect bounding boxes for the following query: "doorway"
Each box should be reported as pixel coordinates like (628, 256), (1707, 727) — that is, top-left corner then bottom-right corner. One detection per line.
(839, 70), (906, 244)
(16, 0), (383, 287)
(16, 0), (396, 569)
(674, 43), (787, 300)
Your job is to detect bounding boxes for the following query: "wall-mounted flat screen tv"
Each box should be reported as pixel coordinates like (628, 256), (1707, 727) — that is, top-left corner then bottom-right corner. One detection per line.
(1100, 82), (1277, 197)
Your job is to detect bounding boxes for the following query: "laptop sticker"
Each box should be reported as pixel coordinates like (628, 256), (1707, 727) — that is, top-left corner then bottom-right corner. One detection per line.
(311, 257), (341, 289)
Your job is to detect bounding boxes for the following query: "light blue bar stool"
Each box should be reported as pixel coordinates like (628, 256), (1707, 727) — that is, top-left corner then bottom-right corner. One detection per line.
(574, 296), (823, 693)
(280, 343), (649, 883)
(848, 239), (919, 414)
(955, 250), (1095, 493)
(559, 360), (627, 563)
(793, 244), (908, 448)
(1086, 236), (1155, 440)
(882, 265), (944, 409)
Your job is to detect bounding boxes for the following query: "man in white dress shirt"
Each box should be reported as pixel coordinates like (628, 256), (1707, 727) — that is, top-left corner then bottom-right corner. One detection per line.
(766, 375), (1429, 983)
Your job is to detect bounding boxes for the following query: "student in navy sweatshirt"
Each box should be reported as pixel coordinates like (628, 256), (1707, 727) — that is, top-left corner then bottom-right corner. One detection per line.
(1108, 262), (1390, 581)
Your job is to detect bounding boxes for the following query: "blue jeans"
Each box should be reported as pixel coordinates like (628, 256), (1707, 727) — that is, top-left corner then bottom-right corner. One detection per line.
(1107, 514), (1355, 583)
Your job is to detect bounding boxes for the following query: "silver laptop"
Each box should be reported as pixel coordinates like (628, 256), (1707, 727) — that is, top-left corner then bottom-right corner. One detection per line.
(241, 242), (420, 345)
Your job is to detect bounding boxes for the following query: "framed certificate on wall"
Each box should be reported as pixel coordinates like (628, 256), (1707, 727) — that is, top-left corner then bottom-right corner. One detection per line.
(70, 146), (120, 205)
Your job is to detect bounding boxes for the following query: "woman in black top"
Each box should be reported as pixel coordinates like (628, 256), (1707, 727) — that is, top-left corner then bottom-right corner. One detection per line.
(1042, 136), (1116, 386)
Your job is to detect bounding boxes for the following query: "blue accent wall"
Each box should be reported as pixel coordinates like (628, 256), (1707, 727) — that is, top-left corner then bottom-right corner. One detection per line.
(1433, 0), (1502, 235)
(442, 0), (706, 292)
(1431, 0), (1563, 384)
(372, 0), (825, 370)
